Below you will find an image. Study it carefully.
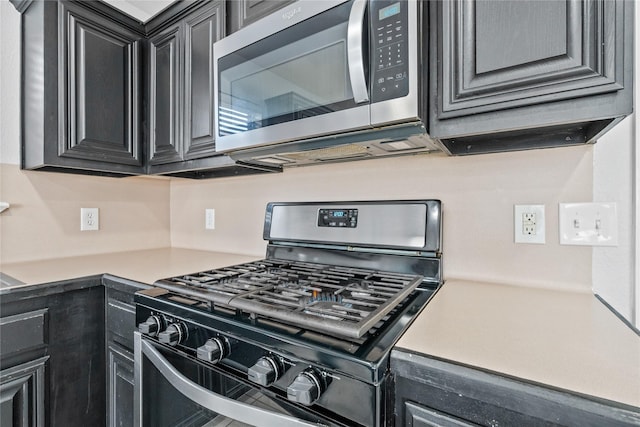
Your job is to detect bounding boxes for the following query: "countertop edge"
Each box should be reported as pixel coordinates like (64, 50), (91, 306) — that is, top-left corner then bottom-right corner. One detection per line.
(391, 349), (640, 419)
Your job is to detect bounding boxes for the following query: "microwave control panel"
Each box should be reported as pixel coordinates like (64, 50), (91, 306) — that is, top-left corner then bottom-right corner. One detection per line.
(370, 0), (409, 103)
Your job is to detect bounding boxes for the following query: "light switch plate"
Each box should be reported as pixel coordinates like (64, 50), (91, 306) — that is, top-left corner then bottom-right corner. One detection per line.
(559, 202), (618, 246)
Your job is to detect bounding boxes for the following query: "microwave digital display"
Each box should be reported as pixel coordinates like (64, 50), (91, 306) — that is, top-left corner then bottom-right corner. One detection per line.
(379, 3), (401, 21)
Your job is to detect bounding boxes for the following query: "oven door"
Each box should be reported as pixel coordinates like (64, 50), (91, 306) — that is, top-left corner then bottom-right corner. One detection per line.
(133, 333), (336, 427)
(214, 0), (371, 153)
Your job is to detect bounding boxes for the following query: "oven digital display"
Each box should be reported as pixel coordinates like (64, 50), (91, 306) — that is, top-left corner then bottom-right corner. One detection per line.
(379, 2), (401, 20)
(318, 209), (358, 228)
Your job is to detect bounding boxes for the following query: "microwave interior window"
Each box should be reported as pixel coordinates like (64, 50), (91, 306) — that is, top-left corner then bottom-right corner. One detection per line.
(218, 2), (362, 136)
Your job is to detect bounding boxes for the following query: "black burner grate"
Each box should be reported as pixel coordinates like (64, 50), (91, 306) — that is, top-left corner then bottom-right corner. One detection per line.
(155, 259), (423, 338)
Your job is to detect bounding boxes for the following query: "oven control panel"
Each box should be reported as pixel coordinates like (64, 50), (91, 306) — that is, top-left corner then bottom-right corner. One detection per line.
(135, 300), (378, 426)
(317, 208), (358, 228)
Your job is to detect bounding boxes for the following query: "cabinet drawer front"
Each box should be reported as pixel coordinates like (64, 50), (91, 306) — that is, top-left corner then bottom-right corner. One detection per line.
(0, 309), (48, 358)
(107, 298), (136, 349)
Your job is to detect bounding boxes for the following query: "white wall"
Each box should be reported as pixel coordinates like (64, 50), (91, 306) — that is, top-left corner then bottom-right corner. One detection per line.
(170, 147), (595, 292)
(0, 2), (172, 265)
(593, 1), (639, 327)
(0, 0), (21, 165)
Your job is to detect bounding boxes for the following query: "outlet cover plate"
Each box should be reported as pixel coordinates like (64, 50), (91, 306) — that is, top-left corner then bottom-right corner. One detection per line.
(514, 204), (545, 244)
(81, 208), (99, 231)
(205, 208), (215, 230)
(559, 202), (618, 246)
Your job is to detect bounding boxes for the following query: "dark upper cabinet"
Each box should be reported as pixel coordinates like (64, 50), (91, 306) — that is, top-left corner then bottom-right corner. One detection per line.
(148, 22), (183, 165)
(148, 2), (221, 165)
(226, 0), (296, 34)
(146, 1), (280, 178)
(20, 0), (146, 176)
(430, 0), (634, 155)
(184, 6), (218, 159)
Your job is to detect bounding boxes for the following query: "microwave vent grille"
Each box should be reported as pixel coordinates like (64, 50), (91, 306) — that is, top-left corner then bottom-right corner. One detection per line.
(279, 144), (370, 162)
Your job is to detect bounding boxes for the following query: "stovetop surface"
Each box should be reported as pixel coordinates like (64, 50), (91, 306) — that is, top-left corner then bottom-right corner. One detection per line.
(136, 278), (437, 383)
(154, 259), (425, 339)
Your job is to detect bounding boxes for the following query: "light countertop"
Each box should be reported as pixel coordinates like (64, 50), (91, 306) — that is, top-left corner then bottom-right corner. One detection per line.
(396, 279), (640, 409)
(0, 247), (259, 288)
(2, 252), (638, 410)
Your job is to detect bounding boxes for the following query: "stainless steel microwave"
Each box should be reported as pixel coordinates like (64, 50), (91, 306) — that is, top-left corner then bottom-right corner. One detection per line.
(213, 0), (438, 167)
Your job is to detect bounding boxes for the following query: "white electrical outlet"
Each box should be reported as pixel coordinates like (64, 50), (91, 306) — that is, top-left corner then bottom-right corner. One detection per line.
(81, 208), (99, 231)
(205, 208), (215, 230)
(559, 202), (618, 246)
(514, 205), (545, 244)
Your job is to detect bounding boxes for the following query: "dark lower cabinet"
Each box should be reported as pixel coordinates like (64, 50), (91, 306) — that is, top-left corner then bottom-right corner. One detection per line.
(0, 277), (146, 427)
(0, 356), (48, 427)
(19, 0), (146, 176)
(405, 402), (476, 427)
(104, 278), (148, 427)
(107, 344), (134, 427)
(430, 0), (634, 155)
(0, 280), (106, 426)
(391, 350), (640, 427)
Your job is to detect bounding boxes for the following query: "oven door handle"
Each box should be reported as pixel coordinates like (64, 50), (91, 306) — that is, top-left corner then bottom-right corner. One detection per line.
(347, 0), (369, 104)
(138, 337), (326, 427)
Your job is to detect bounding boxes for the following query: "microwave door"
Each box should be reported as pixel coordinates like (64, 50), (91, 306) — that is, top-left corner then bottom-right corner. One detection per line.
(215, 0), (372, 153)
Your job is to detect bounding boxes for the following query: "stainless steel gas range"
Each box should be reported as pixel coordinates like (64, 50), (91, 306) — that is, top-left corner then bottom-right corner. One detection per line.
(134, 200), (442, 427)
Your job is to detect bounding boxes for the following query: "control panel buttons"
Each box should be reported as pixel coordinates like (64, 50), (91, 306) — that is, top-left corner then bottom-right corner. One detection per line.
(248, 355), (284, 386)
(196, 337), (230, 364)
(158, 322), (188, 346)
(286, 368), (327, 406)
(138, 315), (163, 337)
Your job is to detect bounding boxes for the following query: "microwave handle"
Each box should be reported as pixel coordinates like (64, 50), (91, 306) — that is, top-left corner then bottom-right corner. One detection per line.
(347, 0), (369, 103)
(137, 336), (326, 427)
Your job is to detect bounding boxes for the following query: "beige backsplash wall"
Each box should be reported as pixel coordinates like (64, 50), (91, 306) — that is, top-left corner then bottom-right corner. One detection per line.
(0, 164), (171, 264)
(170, 146), (594, 291)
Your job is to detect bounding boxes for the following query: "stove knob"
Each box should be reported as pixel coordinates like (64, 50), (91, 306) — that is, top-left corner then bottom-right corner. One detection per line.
(158, 322), (187, 346)
(196, 337), (229, 364)
(248, 356), (283, 386)
(138, 315), (163, 337)
(287, 368), (326, 406)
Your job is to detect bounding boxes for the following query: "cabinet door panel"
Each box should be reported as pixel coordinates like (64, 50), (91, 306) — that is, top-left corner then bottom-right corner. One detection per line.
(438, 0), (623, 119)
(0, 357), (48, 427)
(59, 2), (141, 165)
(149, 25), (183, 165)
(184, 3), (224, 159)
(227, 0), (295, 34)
(108, 344), (134, 427)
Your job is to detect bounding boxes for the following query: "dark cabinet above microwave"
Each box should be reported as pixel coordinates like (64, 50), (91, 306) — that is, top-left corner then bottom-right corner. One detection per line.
(429, 0), (634, 155)
(226, 0), (296, 35)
